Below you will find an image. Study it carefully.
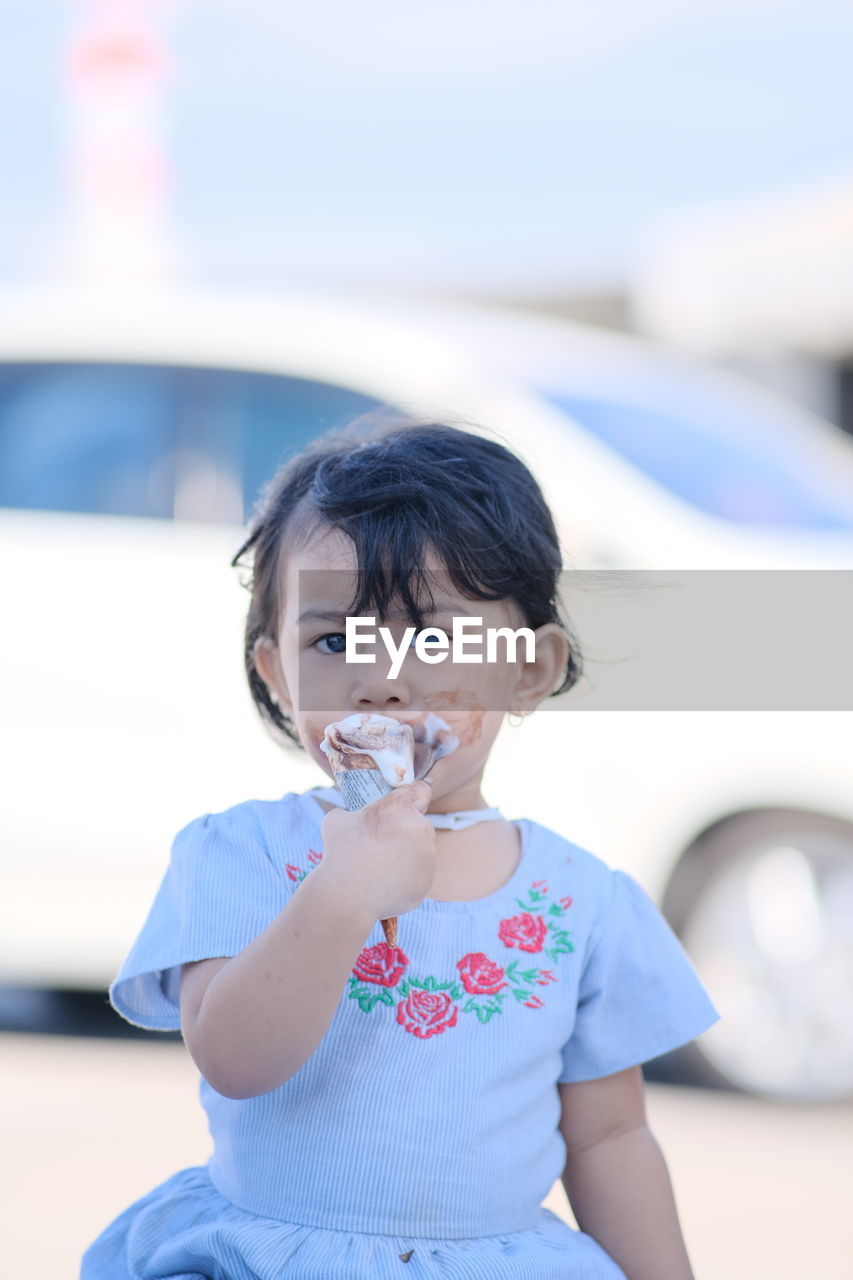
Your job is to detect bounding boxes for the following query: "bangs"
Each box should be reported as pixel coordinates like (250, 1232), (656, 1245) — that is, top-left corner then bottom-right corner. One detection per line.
(309, 425), (559, 631)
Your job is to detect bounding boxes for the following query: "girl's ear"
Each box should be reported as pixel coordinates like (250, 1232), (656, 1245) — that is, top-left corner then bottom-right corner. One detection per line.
(252, 636), (294, 716)
(511, 624), (570, 713)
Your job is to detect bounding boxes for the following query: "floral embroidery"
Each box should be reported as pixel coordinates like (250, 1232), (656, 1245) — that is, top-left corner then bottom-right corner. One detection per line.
(397, 988), (459, 1038)
(341, 880), (576, 1037)
(498, 913), (548, 953)
(348, 944), (409, 1012)
(353, 943), (409, 987)
(282, 840), (577, 1038)
(460, 956), (554, 1023)
(457, 952), (507, 995)
(286, 849), (323, 885)
(500, 883), (575, 967)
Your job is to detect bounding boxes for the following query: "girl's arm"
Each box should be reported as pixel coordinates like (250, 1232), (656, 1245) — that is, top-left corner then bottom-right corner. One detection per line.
(180, 782), (435, 1100)
(179, 865), (377, 1099)
(559, 1067), (695, 1280)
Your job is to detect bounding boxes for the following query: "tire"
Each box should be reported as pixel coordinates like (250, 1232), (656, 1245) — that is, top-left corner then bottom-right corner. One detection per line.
(657, 809), (853, 1103)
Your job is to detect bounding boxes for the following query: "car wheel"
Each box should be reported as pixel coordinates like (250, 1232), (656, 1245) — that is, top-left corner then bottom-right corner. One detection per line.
(660, 810), (853, 1103)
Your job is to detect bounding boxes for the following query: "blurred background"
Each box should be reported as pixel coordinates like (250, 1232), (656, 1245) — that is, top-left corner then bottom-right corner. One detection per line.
(1, 2), (852, 1276)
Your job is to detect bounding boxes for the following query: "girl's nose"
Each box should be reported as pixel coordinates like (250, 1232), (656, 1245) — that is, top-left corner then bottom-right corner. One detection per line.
(351, 676), (413, 711)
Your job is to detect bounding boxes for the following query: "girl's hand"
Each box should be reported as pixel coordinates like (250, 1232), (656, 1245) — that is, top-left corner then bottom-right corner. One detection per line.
(316, 781), (436, 921)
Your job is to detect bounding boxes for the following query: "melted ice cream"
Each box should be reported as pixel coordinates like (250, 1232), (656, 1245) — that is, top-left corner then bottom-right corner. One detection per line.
(321, 712), (459, 786)
(321, 714), (416, 786)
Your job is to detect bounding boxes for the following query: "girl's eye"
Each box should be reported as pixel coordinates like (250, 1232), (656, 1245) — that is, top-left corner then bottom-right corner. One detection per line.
(313, 633), (347, 655)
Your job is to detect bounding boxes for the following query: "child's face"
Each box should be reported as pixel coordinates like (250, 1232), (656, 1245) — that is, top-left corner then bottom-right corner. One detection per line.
(254, 524), (568, 806)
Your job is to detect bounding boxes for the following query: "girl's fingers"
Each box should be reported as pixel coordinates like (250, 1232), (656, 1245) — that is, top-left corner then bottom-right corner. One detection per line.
(391, 779), (433, 812)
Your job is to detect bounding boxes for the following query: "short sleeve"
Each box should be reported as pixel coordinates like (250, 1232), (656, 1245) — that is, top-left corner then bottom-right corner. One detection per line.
(110, 807), (287, 1031)
(559, 869), (720, 1083)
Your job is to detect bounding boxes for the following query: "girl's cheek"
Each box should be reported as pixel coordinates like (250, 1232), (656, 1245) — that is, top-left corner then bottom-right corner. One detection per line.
(419, 698), (494, 749)
(439, 710), (486, 749)
(301, 669), (367, 719)
(419, 662), (515, 711)
(303, 715), (333, 749)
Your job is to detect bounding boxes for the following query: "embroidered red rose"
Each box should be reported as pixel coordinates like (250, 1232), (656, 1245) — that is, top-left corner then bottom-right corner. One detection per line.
(353, 943), (409, 987)
(457, 952), (508, 995)
(499, 912), (548, 953)
(397, 990), (458, 1038)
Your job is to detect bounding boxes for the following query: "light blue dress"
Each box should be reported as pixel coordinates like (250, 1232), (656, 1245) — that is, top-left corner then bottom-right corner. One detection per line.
(81, 787), (720, 1279)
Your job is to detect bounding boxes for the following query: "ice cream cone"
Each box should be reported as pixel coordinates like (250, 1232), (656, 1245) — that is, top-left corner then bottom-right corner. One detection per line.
(320, 713), (459, 948)
(321, 715), (414, 948)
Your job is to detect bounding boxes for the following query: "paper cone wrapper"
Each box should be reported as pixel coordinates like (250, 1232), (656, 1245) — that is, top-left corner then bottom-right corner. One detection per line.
(336, 767), (392, 811)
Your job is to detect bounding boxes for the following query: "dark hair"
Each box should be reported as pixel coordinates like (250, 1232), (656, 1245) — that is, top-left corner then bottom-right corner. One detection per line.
(231, 413), (583, 748)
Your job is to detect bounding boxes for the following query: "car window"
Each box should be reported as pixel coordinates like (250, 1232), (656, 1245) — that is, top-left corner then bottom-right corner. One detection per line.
(548, 392), (853, 529)
(0, 362), (384, 523)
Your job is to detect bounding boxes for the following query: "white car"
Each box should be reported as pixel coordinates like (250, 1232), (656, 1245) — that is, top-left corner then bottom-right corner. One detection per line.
(1, 287), (852, 1103)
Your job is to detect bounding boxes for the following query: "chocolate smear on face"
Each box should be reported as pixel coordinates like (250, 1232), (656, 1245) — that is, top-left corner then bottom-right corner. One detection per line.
(417, 693), (487, 749)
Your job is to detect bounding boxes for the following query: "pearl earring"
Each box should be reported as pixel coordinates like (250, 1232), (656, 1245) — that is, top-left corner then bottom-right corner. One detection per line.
(507, 710), (526, 728)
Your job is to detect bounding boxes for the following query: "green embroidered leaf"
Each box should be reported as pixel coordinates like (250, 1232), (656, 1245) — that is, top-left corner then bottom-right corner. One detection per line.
(357, 992), (387, 1013)
(348, 981), (397, 1011)
(408, 977), (426, 990)
(506, 960), (518, 977)
(434, 980), (455, 992)
(461, 994), (504, 1022)
(423, 976), (436, 991)
(548, 903), (564, 917)
(519, 968), (539, 982)
(474, 1004), (500, 1024)
(399, 980), (410, 996)
(450, 985), (464, 999)
(511, 987), (533, 1003)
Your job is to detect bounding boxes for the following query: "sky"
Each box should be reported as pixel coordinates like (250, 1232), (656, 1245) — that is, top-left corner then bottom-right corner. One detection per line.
(2, 0), (853, 294)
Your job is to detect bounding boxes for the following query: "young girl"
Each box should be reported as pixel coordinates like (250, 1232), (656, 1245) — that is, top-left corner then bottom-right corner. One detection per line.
(82, 418), (719, 1280)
